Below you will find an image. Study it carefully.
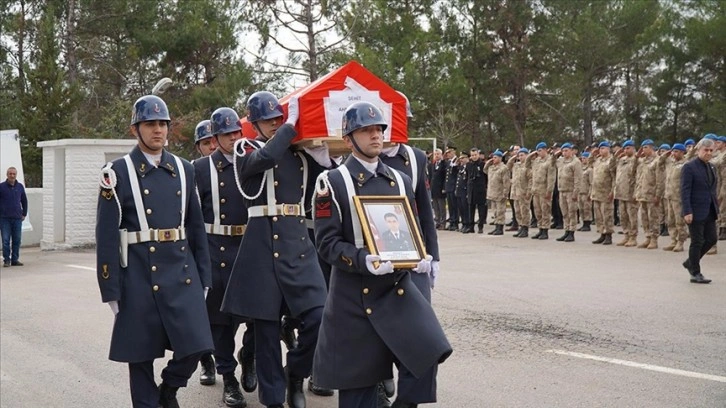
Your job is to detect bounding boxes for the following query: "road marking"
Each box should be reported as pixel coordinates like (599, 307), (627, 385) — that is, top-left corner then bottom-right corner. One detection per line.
(66, 264), (95, 271)
(546, 349), (726, 383)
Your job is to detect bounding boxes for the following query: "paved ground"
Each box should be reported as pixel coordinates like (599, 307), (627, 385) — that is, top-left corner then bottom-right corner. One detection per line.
(1, 227), (724, 407)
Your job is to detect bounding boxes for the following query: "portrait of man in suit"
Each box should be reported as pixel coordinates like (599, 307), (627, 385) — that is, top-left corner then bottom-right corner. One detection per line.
(381, 212), (415, 252)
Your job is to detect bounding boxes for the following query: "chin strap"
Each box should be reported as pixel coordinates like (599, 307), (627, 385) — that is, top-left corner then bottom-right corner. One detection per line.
(348, 135), (377, 160)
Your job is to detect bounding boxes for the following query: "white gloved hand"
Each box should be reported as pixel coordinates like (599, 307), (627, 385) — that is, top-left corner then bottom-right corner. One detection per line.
(108, 300), (119, 315)
(303, 143), (332, 168)
(412, 255), (433, 274)
(286, 96), (300, 126)
(365, 255), (395, 276)
(204, 287), (209, 300)
(430, 260), (439, 289)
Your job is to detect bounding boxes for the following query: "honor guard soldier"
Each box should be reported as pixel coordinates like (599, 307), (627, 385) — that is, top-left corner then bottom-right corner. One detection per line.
(466, 148), (488, 234)
(220, 91), (329, 408)
(484, 150), (510, 235)
(195, 119), (218, 157)
(507, 148), (532, 238)
(96, 95), (214, 408)
(194, 107), (257, 407)
(526, 142), (556, 239)
(554, 143), (583, 242)
(312, 101), (452, 408)
(613, 140), (638, 246)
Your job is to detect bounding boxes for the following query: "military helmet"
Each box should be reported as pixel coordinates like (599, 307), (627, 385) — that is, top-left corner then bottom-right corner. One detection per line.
(211, 107), (242, 136)
(247, 91), (284, 123)
(131, 95), (171, 125)
(194, 120), (214, 143)
(342, 102), (388, 137)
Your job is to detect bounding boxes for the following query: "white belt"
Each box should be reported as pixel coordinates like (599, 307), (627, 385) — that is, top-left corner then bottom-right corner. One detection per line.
(248, 204), (302, 217)
(126, 228), (186, 244)
(205, 223), (246, 236)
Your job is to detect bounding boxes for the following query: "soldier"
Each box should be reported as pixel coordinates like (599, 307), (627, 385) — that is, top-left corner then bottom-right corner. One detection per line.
(195, 119), (218, 157)
(526, 142), (556, 240)
(194, 108), (256, 407)
(507, 148), (532, 238)
(312, 101), (452, 408)
(444, 148), (459, 230)
(455, 153), (470, 233)
(96, 95), (213, 408)
(430, 149), (447, 229)
(466, 148), (488, 233)
(634, 139), (663, 249)
(484, 150), (510, 235)
(220, 92), (329, 408)
(613, 140), (639, 246)
(555, 143), (583, 242)
(589, 141), (617, 245)
(716, 136), (726, 241)
(577, 151), (593, 232)
(657, 143), (672, 237)
(662, 144), (688, 252)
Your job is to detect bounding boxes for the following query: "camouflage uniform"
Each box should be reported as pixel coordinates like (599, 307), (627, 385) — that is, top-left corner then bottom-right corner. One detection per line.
(711, 150), (726, 237)
(589, 154), (616, 236)
(663, 155), (688, 251)
(484, 161), (511, 226)
(614, 155), (639, 246)
(526, 153), (556, 230)
(507, 158), (532, 230)
(634, 154), (663, 249)
(578, 163), (593, 224)
(556, 157), (583, 232)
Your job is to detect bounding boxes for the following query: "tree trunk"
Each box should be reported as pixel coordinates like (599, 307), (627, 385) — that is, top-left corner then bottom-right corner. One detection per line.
(305, 0), (317, 82)
(583, 79), (593, 146)
(17, 0), (26, 95)
(65, 0), (79, 129)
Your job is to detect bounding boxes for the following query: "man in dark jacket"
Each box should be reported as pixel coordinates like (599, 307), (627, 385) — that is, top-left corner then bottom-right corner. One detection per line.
(681, 138), (719, 284)
(466, 148), (488, 233)
(0, 166), (28, 267)
(430, 149), (447, 229)
(444, 148), (459, 230)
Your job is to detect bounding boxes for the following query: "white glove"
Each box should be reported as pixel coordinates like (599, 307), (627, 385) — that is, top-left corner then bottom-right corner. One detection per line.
(286, 96), (299, 126)
(303, 143), (332, 168)
(365, 255), (395, 275)
(413, 255), (433, 274)
(204, 287), (209, 300)
(430, 260), (439, 289)
(108, 300), (119, 315)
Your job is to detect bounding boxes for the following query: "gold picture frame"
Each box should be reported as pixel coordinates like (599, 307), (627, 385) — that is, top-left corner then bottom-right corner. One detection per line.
(353, 195), (426, 269)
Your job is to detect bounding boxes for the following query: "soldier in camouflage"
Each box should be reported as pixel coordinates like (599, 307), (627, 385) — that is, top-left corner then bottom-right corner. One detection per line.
(526, 142), (556, 240)
(507, 148), (532, 238)
(589, 142), (617, 245)
(554, 143), (583, 242)
(613, 140), (639, 247)
(662, 144), (688, 252)
(577, 151), (593, 232)
(634, 139), (663, 249)
(484, 150), (510, 235)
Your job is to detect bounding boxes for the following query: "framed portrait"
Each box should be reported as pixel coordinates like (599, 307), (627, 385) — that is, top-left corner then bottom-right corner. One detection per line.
(353, 195), (426, 269)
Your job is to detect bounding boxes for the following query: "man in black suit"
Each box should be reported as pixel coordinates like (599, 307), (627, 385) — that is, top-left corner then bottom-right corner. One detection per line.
(381, 213), (415, 251)
(680, 138), (719, 284)
(444, 147), (459, 230)
(430, 149), (448, 229)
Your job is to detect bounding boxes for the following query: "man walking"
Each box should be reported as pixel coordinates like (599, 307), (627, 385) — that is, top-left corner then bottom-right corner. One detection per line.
(0, 167), (28, 267)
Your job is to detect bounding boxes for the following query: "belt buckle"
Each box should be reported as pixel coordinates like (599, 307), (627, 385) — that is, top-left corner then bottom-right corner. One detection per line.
(233, 225), (246, 235)
(282, 204), (298, 216)
(157, 228), (178, 242)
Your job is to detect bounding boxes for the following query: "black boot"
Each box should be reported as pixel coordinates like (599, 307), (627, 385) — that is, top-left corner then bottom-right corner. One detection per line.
(377, 382), (392, 407)
(538, 229), (549, 240)
(382, 378), (395, 398)
(564, 231), (575, 242)
(237, 348), (257, 393)
(280, 316), (298, 350)
(158, 383), (180, 408)
(660, 223), (669, 236)
(531, 229), (542, 239)
(391, 400), (417, 408)
(577, 221), (591, 231)
(592, 234), (606, 244)
(506, 222), (519, 232)
(492, 225), (504, 235)
(518, 226), (529, 238)
(556, 231), (569, 241)
(513, 227), (523, 237)
(487, 226), (498, 235)
(602, 233), (613, 245)
(199, 353), (216, 386)
(477, 225), (484, 234)
(285, 367), (305, 408)
(530, 219), (538, 228)
(719, 227), (726, 241)
(223, 373), (247, 407)
(308, 378), (334, 397)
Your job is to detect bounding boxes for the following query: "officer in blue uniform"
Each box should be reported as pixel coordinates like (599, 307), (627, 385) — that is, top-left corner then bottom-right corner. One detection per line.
(313, 101), (452, 408)
(444, 148), (459, 230)
(194, 108), (259, 407)
(96, 95), (214, 408)
(455, 152), (470, 233)
(220, 91), (329, 408)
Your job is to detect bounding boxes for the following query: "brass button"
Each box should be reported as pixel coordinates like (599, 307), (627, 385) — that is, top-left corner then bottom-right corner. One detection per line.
(146, 208), (152, 215)
(363, 288), (369, 294)
(185, 278), (191, 285)
(220, 181), (225, 187)
(273, 234), (279, 240)
(275, 164), (279, 169)
(274, 181), (279, 187)
(143, 189), (150, 195)
(299, 219), (304, 224)
(152, 285), (159, 292)
(272, 216), (278, 222)
(299, 166), (304, 171)
(365, 308), (372, 315)
(397, 288), (405, 296)
(301, 236), (306, 241)
(300, 185), (304, 189)
(390, 181), (396, 187)
(151, 265), (157, 272)
(150, 246), (156, 253)
(176, 190), (181, 196)
(220, 246), (225, 252)
(405, 161), (410, 166)
(274, 252), (279, 258)
(221, 214), (226, 220)
(221, 262), (226, 268)
(180, 246), (185, 251)
(221, 198), (226, 204)
(184, 264), (188, 268)
(300, 254), (305, 259)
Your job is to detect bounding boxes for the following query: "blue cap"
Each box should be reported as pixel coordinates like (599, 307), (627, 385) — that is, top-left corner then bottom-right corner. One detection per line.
(493, 150), (504, 157)
(659, 143), (671, 150)
(719, 135), (726, 142)
(518, 147), (530, 154)
(641, 139), (655, 147)
(684, 138), (695, 146)
(704, 133), (717, 140)
(672, 143), (686, 152)
(581, 152), (590, 158)
(598, 141), (610, 148)
(536, 142), (547, 150)
(622, 140), (634, 148)
(561, 142), (573, 149)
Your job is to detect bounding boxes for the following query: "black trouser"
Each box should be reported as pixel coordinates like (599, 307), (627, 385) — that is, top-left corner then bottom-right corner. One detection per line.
(255, 306), (323, 406)
(687, 211), (718, 274)
(211, 323), (239, 375)
(456, 196), (470, 228)
(469, 200), (487, 229)
(510, 199), (517, 223)
(129, 351), (205, 408)
(551, 191), (563, 227)
(446, 192), (458, 226)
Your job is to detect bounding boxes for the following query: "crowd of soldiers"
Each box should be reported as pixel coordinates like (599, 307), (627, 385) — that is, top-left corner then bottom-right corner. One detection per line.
(429, 136), (726, 251)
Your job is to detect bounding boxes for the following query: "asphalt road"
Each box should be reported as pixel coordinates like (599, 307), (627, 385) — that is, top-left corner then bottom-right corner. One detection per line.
(1, 228), (724, 407)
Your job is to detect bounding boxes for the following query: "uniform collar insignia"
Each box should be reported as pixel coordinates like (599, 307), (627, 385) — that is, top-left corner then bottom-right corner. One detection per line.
(139, 162), (146, 172)
(358, 172), (365, 182)
(217, 161), (223, 169)
(165, 162), (175, 171)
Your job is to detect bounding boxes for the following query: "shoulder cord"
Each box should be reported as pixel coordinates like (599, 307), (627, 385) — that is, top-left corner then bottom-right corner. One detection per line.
(99, 162), (122, 227)
(233, 138), (268, 200)
(313, 171), (342, 224)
